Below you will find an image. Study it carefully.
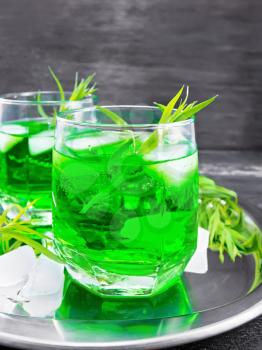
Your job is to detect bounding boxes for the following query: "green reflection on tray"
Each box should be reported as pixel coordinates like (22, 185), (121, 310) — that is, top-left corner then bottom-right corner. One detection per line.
(53, 274), (198, 342)
(53, 314), (198, 342)
(55, 274), (196, 321)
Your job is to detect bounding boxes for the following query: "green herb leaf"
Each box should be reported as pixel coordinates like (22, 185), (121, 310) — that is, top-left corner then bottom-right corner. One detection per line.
(0, 202), (63, 263)
(38, 68), (97, 122)
(69, 73), (97, 101)
(153, 102), (165, 112)
(94, 86), (217, 155)
(173, 95), (218, 122)
(36, 93), (50, 119)
(139, 89), (217, 154)
(74, 72), (79, 90)
(169, 101), (197, 122)
(48, 66), (65, 102)
(159, 85), (184, 123)
(96, 106), (127, 125)
(199, 175), (262, 291)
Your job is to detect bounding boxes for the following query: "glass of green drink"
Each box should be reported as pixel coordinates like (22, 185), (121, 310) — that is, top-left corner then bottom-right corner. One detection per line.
(53, 106), (199, 297)
(0, 92), (93, 225)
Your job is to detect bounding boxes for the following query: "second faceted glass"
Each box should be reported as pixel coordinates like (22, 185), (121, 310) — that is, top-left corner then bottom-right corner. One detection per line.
(0, 92), (93, 225)
(53, 106), (199, 297)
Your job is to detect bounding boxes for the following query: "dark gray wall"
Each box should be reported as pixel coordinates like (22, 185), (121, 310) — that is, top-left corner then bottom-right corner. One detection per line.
(0, 0), (262, 150)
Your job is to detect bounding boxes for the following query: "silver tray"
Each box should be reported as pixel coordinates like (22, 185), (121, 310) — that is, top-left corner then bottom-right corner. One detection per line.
(0, 201), (261, 350)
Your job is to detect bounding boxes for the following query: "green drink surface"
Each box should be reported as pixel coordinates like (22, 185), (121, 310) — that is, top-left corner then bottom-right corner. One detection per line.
(0, 119), (53, 208)
(53, 131), (199, 296)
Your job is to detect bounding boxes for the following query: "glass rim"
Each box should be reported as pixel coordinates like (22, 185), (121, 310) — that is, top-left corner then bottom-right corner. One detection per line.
(57, 105), (195, 129)
(0, 91), (94, 106)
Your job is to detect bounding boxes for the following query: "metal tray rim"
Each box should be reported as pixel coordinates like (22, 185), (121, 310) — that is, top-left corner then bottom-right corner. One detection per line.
(0, 295), (261, 349)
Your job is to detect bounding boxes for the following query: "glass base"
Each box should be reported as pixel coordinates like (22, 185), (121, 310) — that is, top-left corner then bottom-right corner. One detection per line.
(66, 264), (184, 298)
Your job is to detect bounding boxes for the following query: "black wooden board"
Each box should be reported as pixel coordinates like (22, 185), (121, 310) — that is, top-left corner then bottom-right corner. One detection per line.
(0, 0), (262, 150)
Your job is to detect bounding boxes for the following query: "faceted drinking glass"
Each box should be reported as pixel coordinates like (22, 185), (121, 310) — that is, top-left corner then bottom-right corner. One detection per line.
(53, 106), (199, 297)
(0, 92), (94, 225)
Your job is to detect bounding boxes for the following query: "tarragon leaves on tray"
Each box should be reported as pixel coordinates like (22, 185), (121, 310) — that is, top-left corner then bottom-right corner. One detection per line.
(199, 175), (262, 291)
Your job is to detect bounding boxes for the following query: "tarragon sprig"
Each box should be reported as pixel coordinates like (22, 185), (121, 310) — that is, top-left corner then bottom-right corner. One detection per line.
(96, 86), (217, 154)
(0, 202), (62, 263)
(37, 67), (97, 123)
(199, 175), (262, 291)
(140, 86), (217, 154)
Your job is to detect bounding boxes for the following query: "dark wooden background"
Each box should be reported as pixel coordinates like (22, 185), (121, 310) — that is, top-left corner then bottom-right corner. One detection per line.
(0, 0), (262, 151)
(0, 1), (262, 349)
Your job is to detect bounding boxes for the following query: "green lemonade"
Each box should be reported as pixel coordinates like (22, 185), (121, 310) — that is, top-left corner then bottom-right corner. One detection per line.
(0, 119), (54, 209)
(53, 131), (198, 297)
